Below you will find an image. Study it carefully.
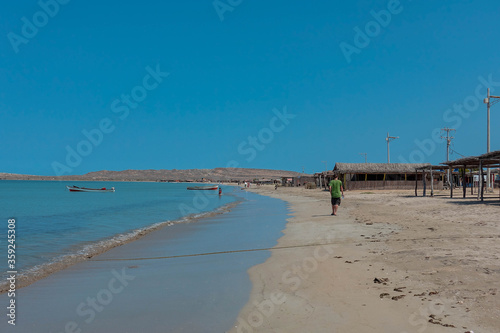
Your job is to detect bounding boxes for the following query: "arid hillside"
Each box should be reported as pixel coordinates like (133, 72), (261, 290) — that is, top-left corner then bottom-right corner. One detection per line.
(0, 168), (310, 182)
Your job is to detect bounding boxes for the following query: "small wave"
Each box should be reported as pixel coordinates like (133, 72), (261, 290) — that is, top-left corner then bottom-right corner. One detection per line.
(0, 199), (243, 293)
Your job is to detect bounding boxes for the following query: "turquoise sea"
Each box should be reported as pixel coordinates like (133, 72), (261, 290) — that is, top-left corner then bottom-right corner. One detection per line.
(0, 180), (238, 281)
(0, 185), (289, 332)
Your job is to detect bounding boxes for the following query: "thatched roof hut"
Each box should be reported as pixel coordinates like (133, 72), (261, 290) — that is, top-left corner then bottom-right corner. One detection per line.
(334, 163), (430, 174)
(442, 149), (500, 200)
(332, 162), (443, 191)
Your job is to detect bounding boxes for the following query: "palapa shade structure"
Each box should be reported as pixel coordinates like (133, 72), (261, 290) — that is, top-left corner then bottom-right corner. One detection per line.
(414, 165), (449, 197)
(334, 163), (430, 174)
(332, 163), (434, 190)
(443, 150), (500, 201)
(444, 150), (500, 168)
(314, 170), (335, 189)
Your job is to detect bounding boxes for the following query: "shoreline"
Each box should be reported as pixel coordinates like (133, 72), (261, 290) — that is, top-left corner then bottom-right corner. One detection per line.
(230, 185), (499, 332)
(0, 178), (232, 184)
(0, 191), (243, 293)
(0, 189), (290, 333)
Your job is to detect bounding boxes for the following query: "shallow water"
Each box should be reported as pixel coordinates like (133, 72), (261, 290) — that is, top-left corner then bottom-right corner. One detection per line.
(0, 180), (236, 281)
(0, 190), (289, 333)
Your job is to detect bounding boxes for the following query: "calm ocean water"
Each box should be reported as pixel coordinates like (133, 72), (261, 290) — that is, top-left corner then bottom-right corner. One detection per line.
(0, 180), (237, 280)
(0, 187), (289, 333)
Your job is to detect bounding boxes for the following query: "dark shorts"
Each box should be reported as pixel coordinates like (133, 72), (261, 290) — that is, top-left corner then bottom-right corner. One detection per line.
(331, 197), (341, 206)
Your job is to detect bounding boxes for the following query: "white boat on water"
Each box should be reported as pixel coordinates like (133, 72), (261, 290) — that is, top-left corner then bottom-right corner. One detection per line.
(66, 185), (115, 193)
(186, 185), (219, 190)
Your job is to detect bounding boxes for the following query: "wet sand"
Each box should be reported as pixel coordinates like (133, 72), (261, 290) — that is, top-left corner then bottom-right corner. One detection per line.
(230, 185), (499, 333)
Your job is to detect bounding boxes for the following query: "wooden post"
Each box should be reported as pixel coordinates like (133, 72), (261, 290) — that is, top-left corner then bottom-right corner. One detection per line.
(430, 167), (434, 197)
(470, 169), (474, 195)
(477, 167), (481, 200)
(462, 166), (466, 198)
(449, 166), (453, 198)
(415, 170), (418, 196)
(480, 161), (484, 201)
(423, 169), (426, 197)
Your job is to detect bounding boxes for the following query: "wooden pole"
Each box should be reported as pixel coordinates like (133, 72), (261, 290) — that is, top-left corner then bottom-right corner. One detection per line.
(430, 167), (434, 197)
(423, 169), (426, 197)
(462, 166), (466, 198)
(477, 168), (481, 200)
(415, 170), (418, 196)
(470, 169), (474, 195)
(449, 166), (453, 198)
(480, 161), (484, 201)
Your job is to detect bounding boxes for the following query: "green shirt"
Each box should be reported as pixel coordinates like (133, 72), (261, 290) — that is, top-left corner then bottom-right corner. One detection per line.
(329, 179), (342, 198)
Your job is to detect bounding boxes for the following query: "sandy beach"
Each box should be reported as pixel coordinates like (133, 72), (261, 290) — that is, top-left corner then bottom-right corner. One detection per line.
(3, 184), (499, 332)
(230, 185), (500, 333)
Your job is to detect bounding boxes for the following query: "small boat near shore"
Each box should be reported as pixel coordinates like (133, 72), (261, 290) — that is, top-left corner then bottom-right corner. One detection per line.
(186, 185), (219, 191)
(66, 185), (115, 193)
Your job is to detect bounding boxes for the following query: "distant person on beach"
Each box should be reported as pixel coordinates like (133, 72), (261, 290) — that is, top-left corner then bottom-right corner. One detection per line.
(218, 187), (222, 196)
(328, 174), (344, 216)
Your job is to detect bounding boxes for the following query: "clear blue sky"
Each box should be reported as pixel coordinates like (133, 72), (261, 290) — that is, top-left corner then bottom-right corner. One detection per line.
(2, 0), (500, 175)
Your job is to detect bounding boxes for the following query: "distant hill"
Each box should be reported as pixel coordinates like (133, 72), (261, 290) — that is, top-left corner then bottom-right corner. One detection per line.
(0, 168), (311, 182)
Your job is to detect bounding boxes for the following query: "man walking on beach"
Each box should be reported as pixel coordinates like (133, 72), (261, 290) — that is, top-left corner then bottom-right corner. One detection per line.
(329, 174), (344, 216)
